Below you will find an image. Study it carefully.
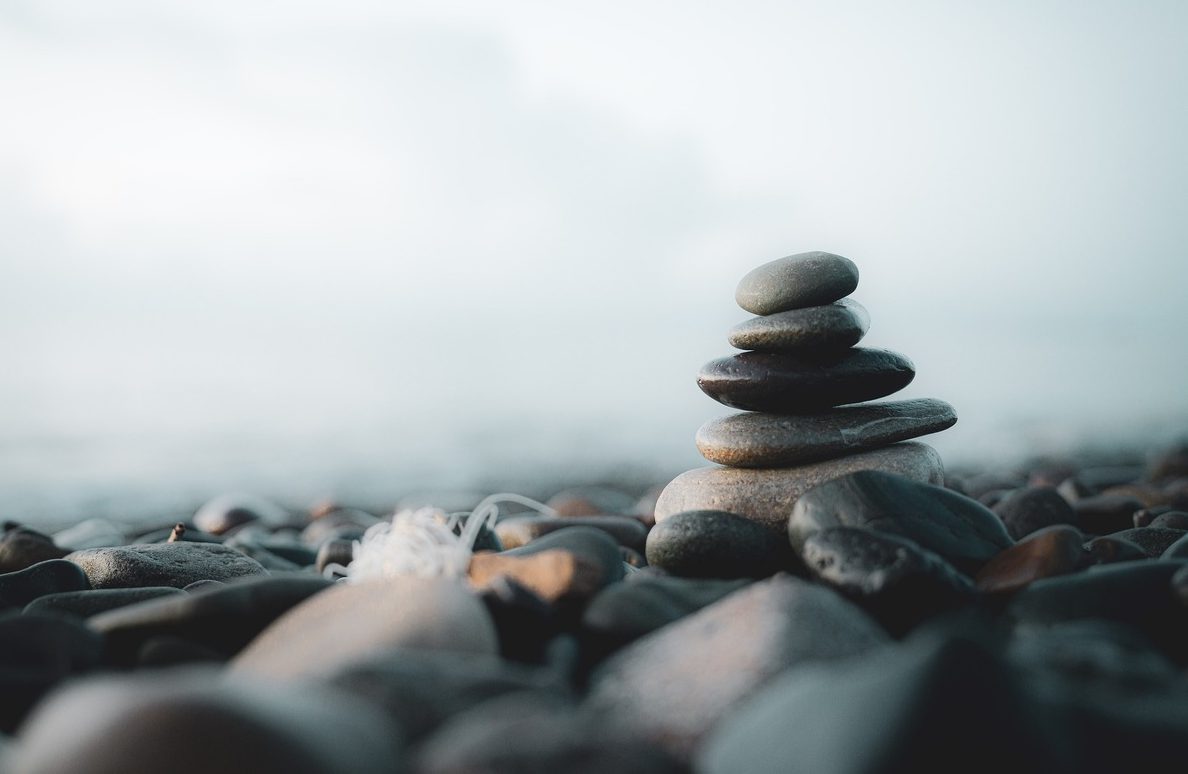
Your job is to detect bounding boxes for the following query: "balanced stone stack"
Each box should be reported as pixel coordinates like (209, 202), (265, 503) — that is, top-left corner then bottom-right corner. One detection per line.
(655, 251), (958, 534)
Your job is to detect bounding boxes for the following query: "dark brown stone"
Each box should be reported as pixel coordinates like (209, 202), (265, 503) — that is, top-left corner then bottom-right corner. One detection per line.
(975, 525), (1088, 593)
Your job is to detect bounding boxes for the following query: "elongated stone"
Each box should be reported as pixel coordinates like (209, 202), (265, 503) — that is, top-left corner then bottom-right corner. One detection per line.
(655, 442), (944, 534)
(696, 398), (956, 467)
(728, 299), (869, 353)
(697, 349), (915, 413)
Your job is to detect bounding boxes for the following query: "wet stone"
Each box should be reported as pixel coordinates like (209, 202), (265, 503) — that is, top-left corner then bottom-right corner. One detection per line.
(656, 441), (944, 534)
(734, 251), (859, 315)
(696, 398), (956, 468)
(790, 470), (1014, 575)
(992, 486), (1079, 540)
(645, 510), (799, 579)
(728, 299), (870, 353)
(974, 525), (1088, 594)
(66, 543), (268, 589)
(698, 348), (915, 413)
(1074, 494), (1145, 534)
(801, 527), (974, 635)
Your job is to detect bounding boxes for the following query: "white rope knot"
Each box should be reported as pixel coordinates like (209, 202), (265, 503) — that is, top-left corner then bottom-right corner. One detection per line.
(328, 493), (555, 582)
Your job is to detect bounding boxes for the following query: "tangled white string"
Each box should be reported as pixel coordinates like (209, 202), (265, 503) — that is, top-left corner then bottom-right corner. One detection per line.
(329, 493), (555, 582)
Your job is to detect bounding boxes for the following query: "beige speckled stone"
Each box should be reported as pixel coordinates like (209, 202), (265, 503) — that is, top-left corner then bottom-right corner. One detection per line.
(655, 442), (944, 533)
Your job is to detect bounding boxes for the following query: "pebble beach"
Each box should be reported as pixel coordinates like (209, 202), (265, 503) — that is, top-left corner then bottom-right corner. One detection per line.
(2, 252), (1187, 773)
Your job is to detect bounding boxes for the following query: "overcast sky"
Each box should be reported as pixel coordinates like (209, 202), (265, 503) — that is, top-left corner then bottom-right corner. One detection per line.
(2, 1), (1186, 518)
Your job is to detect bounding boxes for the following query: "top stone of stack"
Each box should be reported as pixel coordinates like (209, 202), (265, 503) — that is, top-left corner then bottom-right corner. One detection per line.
(734, 251), (859, 315)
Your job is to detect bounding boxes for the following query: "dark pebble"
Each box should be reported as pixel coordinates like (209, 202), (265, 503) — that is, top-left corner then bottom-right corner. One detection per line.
(728, 299), (870, 353)
(698, 348), (915, 412)
(646, 509), (800, 579)
(0, 526), (69, 573)
(992, 486), (1078, 540)
(23, 586), (183, 619)
(0, 613), (103, 733)
(801, 527), (974, 635)
(734, 251), (859, 315)
(315, 538), (354, 574)
(790, 471), (1014, 575)
(1105, 527), (1187, 558)
(1160, 532), (1188, 559)
(975, 525), (1088, 594)
(1148, 510), (1188, 530)
(0, 559), (90, 611)
(1084, 534), (1149, 565)
(497, 515), (647, 552)
(1071, 495), (1145, 534)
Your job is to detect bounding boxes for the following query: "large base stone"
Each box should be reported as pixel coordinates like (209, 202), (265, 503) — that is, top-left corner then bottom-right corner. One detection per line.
(655, 442), (944, 533)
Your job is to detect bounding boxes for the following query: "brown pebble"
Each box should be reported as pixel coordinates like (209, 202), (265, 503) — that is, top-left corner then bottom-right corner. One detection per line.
(468, 550), (607, 606)
(975, 525), (1088, 594)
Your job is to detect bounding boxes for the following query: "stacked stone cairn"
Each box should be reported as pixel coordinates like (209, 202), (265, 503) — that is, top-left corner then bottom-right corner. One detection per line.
(649, 251), (960, 576)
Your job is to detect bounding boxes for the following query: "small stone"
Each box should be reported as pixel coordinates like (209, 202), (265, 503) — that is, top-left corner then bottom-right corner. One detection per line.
(12, 672), (402, 774)
(1105, 527), (1187, 558)
(656, 442), (943, 533)
(1083, 534), (1148, 565)
(0, 560), (90, 611)
(1148, 510), (1188, 530)
(546, 487), (638, 517)
(974, 525), (1088, 594)
(496, 515), (648, 552)
(992, 486), (1079, 540)
(801, 527), (974, 635)
(1074, 495), (1145, 534)
(696, 398), (955, 467)
(66, 543), (268, 589)
(644, 510), (799, 579)
(790, 470), (1013, 574)
(23, 587), (183, 619)
(501, 527), (626, 589)
(192, 493), (293, 535)
(1147, 444), (1188, 484)
(728, 299), (870, 353)
(476, 576), (557, 663)
(586, 574), (887, 759)
(581, 575), (751, 655)
(52, 518), (125, 550)
(0, 526), (68, 573)
(90, 575), (334, 665)
(232, 576), (498, 679)
(698, 348), (915, 412)
(735, 251), (859, 315)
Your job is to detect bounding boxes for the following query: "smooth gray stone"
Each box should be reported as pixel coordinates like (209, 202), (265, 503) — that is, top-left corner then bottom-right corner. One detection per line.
(231, 576), (498, 680)
(24, 586), (183, 619)
(696, 398), (956, 467)
(66, 543), (268, 589)
(582, 575), (751, 647)
(735, 251), (859, 315)
(586, 574), (886, 760)
(728, 299), (870, 353)
(12, 671), (402, 774)
(656, 442), (944, 534)
(790, 470), (1013, 574)
(698, 348), (915, 413)
(645, 510), (798, 579)
(1107, 527), (1187, 558)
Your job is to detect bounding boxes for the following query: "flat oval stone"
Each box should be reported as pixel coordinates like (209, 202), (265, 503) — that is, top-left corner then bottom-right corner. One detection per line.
(696, 398), (956, 467)
(645, 510), (799, 579)
(728, 299), (870, 353)
(24, 587), (183, 619)
(790, 470), (1014, 574)
(586, 575), (886, 760)
(735, 251), (859, 315)
(801, 527), (973, 635)
(656, 442), (944, 534)
(0, 559), (90, 611)
(231, 576), (498, 679)
(698, 349), (915, 412)
(66, 543), (268, 589)
(0, 527), (69, 573)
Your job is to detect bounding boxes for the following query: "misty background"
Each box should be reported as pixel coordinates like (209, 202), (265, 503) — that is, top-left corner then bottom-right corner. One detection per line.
(3, 1), (1187, 525)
